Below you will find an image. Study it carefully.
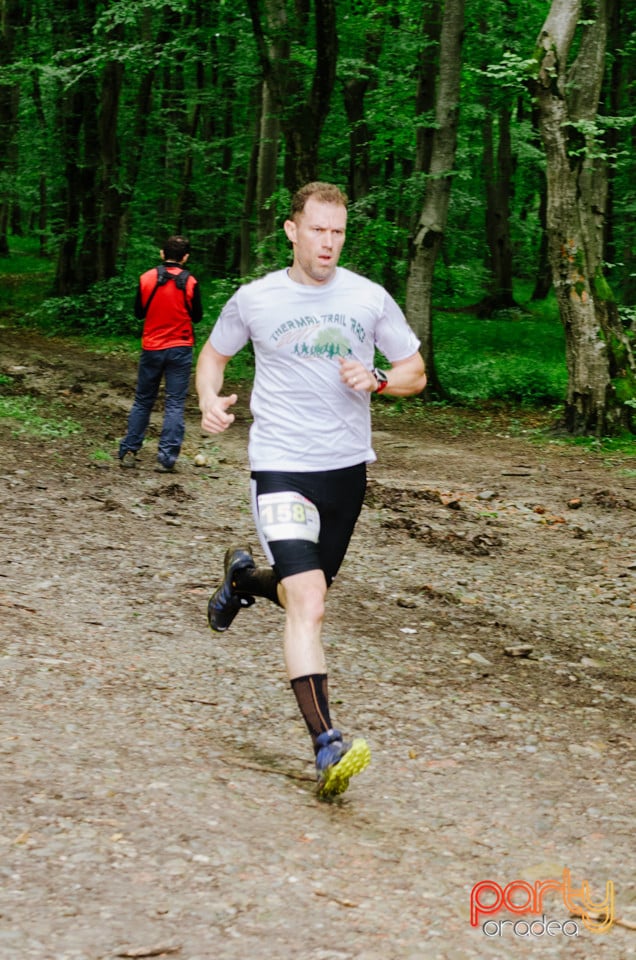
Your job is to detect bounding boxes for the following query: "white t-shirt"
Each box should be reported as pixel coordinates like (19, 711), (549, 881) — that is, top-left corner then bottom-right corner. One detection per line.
(209, 266), (420, 471)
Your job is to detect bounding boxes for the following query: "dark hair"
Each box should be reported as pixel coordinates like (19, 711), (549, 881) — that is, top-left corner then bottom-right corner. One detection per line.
(163, 235), (190, 261)
(290, 182), (348, 220)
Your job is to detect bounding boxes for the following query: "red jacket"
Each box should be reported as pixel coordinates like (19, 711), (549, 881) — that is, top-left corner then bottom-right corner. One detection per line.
(135, 263), (202, 351)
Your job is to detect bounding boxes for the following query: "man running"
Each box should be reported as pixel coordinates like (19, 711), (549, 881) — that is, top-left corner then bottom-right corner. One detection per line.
(196, 182), (426, 797)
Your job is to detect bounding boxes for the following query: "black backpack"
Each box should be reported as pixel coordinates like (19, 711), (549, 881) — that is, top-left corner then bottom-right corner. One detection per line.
(143, 265), (192, 317)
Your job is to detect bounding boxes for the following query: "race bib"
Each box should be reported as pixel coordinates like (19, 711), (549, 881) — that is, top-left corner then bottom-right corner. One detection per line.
(257, 491), (320, 543)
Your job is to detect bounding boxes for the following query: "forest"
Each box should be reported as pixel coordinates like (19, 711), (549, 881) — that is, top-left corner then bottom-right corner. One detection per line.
(0, 0), (635, 437)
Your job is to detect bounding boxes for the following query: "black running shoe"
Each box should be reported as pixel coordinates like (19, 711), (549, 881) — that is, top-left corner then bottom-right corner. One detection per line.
(207, 546), (256, 632)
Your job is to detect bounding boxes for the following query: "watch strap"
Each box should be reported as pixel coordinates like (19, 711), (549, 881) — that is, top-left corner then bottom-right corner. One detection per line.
(373, 367), (389, 393)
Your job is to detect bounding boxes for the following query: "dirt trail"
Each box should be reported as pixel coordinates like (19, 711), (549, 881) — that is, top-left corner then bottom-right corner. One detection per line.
(0, 327), (635, 960)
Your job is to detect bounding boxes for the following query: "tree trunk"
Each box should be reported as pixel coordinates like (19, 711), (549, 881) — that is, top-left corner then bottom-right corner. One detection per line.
(248, 0), (338, 191)
(97, 59), (124, 281)
(52, 2), (115, 294)
(256, 81), (282, 265)
(405, 0), (465, 397)
(54, 78), (99, 295)
(241, 127), (261, 278)
(477, 103), (517, 315)
(530, 183), (552, 301)
(605, 0), (635, 303)
(473, 9), (518, 317)
(533, 0), (635, 434)
(117, 8), (165, 254)
(30, 72), (50, 257)
(0, 0), (24, 257)
(414, 2), (443, 178)
(342, 8), (386, 202)
(0, 79), (20, 257)
(176, 61), (204, 239)
(254, 0), (288, 268)
(239, 80), (263, 277)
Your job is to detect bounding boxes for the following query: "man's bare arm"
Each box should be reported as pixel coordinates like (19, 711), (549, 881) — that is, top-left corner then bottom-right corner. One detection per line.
(338, 351), (427, 396)
(196, 340), (237, 434)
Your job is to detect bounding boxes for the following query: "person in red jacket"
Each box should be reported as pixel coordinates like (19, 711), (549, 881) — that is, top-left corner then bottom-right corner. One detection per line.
(119, 236), (203, 472)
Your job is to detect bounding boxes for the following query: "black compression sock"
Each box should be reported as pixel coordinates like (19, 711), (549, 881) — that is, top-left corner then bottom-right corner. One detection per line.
(290, 674), (332, 752)
(233, 565), (282, 606)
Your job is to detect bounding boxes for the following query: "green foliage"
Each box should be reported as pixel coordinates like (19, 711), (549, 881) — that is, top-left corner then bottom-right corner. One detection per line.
(552, 430), (636, 460)
(193, 276), (255, 380)
(224, 345), (255, 383)
(2, 0), (635, 439)
(0, 395), (82, 439)
(204, 277), (244, 326)
(614, 377), (636, 404)
(478, 50), (541, 90)
(593, 270), (614, 302)
(27, 276), (138, 337)
(434, 292), (568, 404)
(434, 259), (492, 308)
(344, 188), (410, 289)
(618, 305), (636, 330)
(3, 0), (633, 309)
(0, 240), (54, 317)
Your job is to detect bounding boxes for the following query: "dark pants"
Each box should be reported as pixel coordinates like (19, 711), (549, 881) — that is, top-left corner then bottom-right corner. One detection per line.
(119, 346), (192, 467)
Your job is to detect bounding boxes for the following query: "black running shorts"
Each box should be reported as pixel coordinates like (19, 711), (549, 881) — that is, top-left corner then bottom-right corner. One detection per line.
(250, 463), (367, 584)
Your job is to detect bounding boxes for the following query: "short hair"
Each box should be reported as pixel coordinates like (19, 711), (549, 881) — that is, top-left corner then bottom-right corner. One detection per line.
(163, 235), (190, 261)
(290, 182), (348, 219)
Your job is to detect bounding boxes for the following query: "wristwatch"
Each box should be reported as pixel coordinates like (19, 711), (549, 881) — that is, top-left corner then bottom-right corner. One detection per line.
(372, 367), (389, 393)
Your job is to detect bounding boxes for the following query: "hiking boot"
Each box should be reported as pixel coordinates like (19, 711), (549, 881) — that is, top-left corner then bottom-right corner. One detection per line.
(207, 546), (256, 633)
(315, 729), (371, 799)
(156, 455), (176, 473)
(119, 450), (138, 469)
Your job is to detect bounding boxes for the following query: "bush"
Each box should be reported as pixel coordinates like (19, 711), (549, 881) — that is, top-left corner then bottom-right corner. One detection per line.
(434, 294), (568, 403)
(28, 276), (138, 337)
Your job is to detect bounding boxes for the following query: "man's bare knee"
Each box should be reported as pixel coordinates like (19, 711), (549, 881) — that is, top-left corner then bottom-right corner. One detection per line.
(282, 571), (327, 624)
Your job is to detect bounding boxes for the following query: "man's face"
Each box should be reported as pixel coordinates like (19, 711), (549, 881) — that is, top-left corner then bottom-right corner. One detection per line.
(284, 197), (347, 285)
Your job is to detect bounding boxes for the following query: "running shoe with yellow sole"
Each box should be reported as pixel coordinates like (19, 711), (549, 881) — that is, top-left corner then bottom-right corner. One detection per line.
(315, 729), (371, 799)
